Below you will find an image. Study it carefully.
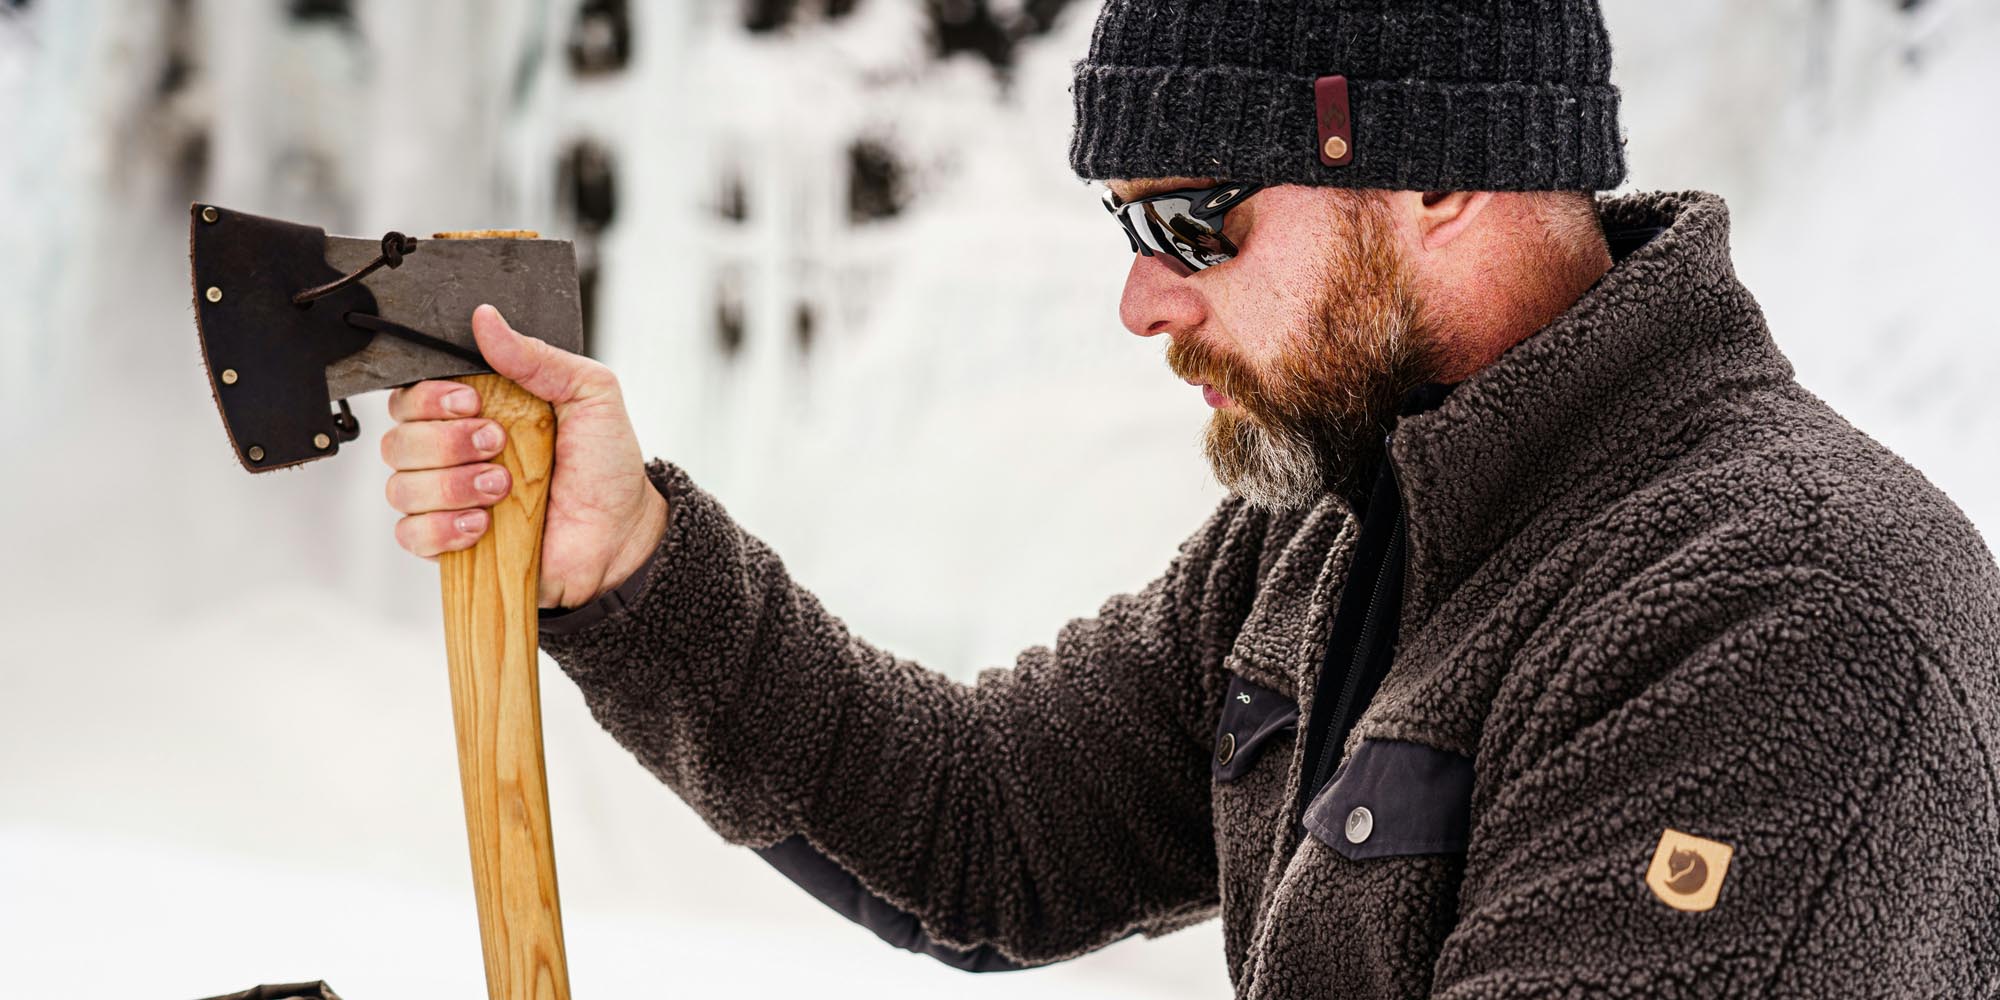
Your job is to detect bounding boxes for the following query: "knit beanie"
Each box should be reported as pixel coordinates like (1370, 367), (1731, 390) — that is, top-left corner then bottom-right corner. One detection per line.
(1069, 0), (1627, 192)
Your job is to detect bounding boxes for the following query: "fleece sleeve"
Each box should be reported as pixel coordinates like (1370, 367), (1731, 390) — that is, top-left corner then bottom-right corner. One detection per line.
(1425, 573), (2000, 999)
(536, 458), (1262, 967)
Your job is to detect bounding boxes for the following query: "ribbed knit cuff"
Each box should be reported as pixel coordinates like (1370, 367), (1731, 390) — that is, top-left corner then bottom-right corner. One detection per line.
(1069, 65), (1625, 191)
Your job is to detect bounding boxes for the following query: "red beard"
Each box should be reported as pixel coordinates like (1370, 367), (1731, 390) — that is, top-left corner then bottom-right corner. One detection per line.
(1166, 193), (1448, 510)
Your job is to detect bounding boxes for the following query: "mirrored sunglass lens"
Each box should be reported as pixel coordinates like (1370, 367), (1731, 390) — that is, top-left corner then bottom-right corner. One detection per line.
(1128, 202), (1180, 258)
(1139, 198), (1236, 270)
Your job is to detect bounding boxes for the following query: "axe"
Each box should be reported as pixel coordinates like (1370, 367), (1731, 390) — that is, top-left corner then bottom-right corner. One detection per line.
(188, 203), (579, 1000)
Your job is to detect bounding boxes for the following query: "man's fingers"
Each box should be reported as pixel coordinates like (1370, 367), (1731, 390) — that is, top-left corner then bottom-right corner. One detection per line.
(385, 464), (510, 515)
(379, 417), (505, 471)
(394, 508), (490, 558)
(388, 380), (482, 422)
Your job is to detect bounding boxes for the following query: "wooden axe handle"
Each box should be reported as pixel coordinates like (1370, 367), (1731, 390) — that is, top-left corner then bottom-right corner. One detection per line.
(438, 373), (573, 1000)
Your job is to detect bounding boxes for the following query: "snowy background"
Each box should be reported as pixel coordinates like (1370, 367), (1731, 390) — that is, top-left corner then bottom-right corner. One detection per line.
(2, 1), (1996, 997)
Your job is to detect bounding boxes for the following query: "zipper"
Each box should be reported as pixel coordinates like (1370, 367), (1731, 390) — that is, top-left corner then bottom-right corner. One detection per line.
(1303, 433), (1406, 807)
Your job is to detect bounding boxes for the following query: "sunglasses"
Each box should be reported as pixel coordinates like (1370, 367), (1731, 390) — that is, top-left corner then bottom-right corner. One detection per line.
(1102, 180), (1266, 275)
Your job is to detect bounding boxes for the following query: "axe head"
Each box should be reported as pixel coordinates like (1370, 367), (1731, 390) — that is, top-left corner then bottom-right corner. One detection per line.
(188, 203), (586, 473)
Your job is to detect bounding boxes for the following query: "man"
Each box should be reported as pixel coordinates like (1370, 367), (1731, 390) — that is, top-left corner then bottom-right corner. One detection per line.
(378, 1), (2000, 996)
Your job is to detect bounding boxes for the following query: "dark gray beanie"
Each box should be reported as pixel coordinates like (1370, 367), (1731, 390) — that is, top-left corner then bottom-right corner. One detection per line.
(1069, 0), (1627, 192)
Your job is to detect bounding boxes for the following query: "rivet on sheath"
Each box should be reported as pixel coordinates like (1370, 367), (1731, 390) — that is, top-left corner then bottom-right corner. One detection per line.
(247, 446), (265, 462)
(205, 286), (223, 303)
(1322, 136), (1349, 160)
(201, 206), (219, 223)
(313, 433), (332, 450)
(220, 368), (238, 385)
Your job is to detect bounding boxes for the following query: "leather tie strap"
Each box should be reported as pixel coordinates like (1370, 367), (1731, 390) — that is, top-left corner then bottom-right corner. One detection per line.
(292, 231), (419, 306)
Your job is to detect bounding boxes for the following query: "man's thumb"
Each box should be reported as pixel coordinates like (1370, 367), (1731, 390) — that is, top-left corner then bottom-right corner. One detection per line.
(471, 303), (585, 404)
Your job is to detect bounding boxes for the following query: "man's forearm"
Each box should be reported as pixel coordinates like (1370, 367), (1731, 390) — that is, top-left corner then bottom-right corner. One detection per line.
(536, 457), (1244, 966)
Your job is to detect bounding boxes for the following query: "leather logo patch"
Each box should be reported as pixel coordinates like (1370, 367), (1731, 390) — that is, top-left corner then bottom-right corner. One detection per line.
(1645, 828), (1734, 912)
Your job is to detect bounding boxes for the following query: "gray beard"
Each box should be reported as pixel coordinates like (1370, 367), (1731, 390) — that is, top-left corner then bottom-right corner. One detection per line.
(1203, 416), (1340, 513)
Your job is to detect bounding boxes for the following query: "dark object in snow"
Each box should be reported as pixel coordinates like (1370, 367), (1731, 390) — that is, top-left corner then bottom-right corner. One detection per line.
(567, 0), (632, 76)
(714, 270), (747, 360)
(925, 0), (1079, 76)
(197, 982), (342, 1000)
(559, 140), (618, 235)
(742, 0), (799, 34)
(285, 0), (354, 30)
(794, 301), (816, 355)
(928, 0), (1011, 68)
(717, 167), (749, 223)
(557, 140), (616, 357)
(847, 138), (906, 225)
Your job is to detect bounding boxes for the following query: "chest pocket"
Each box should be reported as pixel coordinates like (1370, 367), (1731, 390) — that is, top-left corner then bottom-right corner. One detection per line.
(1302, 739), (1474, 860)
(1213, 672), (1299, 781)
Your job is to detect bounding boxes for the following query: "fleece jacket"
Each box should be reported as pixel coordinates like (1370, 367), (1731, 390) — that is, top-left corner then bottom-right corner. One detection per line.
(536, 190), (2000, 999)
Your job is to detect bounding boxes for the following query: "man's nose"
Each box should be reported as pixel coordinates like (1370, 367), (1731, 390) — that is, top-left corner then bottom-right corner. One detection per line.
(1118, 252), (1205, 338)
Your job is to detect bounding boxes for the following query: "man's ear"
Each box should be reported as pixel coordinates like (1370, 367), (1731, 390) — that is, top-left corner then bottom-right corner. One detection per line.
(1411, 191), (1496, 252)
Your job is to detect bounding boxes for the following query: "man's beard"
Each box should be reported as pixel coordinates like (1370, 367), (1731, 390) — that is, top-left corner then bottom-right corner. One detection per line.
(1166, 193), (1448, 512)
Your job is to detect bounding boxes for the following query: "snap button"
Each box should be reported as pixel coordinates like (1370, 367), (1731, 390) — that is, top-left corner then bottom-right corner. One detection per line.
(1344, 805), (1374, 844)
(1215, 732), (1236, 765)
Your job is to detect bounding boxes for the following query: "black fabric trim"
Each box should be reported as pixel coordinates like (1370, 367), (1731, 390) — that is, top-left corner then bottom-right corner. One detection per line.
(1296, 458), (1408, 821)
(1606, 222), (1666, 264)
(1297, 381), (1455, 821)
(753, 835), (1031, 973)
(1396, 381), (1459, 419)
(1213, 673), (1300, 781)
(1302, 739), (1475, 860)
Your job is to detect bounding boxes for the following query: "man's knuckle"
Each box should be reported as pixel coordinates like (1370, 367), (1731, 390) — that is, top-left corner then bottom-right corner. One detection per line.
(427, 513), (460, 553)
(445, 469), (480, 507)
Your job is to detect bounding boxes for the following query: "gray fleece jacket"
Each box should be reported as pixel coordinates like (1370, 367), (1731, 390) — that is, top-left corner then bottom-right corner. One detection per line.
(537, 190), (2000, 998)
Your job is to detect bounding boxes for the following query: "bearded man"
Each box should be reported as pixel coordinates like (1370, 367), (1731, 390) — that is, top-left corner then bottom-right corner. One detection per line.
(376, 1), (2000, 996)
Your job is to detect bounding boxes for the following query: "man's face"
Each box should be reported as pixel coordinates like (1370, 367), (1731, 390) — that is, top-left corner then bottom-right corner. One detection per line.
(1109, 177), (1449, 510)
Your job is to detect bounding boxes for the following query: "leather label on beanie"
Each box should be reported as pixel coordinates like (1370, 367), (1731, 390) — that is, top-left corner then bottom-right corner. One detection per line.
(1315, 75), (1355, 167)
(1645, 828), (1735, 912)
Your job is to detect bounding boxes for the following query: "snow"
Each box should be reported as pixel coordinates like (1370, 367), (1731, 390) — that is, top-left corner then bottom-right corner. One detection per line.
(2, 0), (1996, 996)
(1, 825), (1200, 999)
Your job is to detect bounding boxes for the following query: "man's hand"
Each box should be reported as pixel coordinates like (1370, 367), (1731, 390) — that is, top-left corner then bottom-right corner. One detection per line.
(380, 303), (669, 610)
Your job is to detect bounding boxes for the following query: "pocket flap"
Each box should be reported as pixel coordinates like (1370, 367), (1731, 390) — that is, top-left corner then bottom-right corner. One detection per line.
(1303, 739), (1474, 859)
(1213, 672), (1300, 781)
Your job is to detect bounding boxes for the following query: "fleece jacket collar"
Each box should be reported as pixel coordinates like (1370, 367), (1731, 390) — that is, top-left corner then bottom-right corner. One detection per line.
(1381, 190), (1796, 636)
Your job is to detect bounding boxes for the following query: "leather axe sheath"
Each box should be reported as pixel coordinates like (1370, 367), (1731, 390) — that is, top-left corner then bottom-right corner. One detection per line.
(189, 203), (580, 1000)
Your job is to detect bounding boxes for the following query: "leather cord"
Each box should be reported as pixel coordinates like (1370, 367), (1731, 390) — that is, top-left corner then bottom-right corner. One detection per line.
(292, 231), (419, 306)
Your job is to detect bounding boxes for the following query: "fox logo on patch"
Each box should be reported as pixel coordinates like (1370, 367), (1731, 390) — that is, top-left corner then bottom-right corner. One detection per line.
(1645, 828), (1734, 912)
